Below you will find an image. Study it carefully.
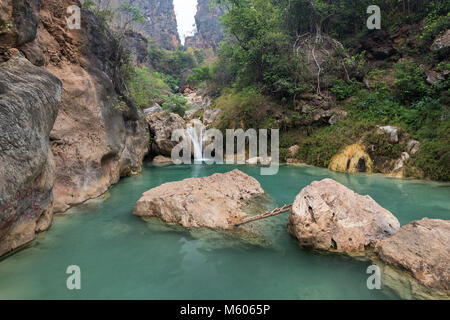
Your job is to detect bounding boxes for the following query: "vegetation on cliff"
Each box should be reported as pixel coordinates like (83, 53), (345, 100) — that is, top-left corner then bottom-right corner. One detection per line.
(188, 0), (450, 181)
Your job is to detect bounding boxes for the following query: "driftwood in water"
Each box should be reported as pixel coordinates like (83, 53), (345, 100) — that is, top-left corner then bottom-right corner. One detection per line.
(234, 204), (293, 227)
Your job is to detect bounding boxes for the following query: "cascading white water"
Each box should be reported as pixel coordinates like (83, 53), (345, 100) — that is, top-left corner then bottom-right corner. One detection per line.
(187, 120), (206, 163)
(187, 126), (203, 163)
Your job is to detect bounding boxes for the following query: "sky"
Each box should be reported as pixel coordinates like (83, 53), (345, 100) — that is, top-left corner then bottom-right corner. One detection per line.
(173, 0), (198, 45)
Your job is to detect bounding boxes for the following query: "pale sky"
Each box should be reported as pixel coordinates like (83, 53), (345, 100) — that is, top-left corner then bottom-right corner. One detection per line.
(173, 0), (198, 45)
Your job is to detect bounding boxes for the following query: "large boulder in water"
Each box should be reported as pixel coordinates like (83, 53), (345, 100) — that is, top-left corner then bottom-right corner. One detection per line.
(133, 169), (265, 229)
(287, 179), (400, 252)
(374, 218), (450, 299)
(0, 53), (62, 256)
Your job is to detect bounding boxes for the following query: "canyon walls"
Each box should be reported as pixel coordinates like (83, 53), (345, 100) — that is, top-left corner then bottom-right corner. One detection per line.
(0, 0), (149, 256)
(0, 53), (62, 256)
(185, 0), (224, 52)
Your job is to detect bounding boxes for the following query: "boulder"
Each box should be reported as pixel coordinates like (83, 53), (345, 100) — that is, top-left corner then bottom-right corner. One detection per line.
(134, 169), (265, 229)
(328, 143), (373, 174)
(0, 53), (62, 256)
(393, 152), (410, 171)
(143, 103), (163, 116)
(146, 111), (185, 157)
(407, 139), (420, 155)
(328, 111), (347, 125)
(375, 218), (450, 298)
(288, 145), (300, 158)
(287, 179), (400, 252)
(431, 29), (450, 51)
(377, 125), (399, 143)
(152, 155), (173, 165)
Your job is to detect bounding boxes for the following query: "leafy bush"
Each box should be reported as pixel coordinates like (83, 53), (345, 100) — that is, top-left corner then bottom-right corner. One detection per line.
(412, 123), (450, 181)
(128, 67), (170, 109)
(213, 89), (279, 130)
(162, 95), (188, 117)
(148, 45), (200, 79)
(186, 65), (211, 86)
(330, 79), (360, 100)
(393, 61), (429, 105)
(421, 12), (450, 47)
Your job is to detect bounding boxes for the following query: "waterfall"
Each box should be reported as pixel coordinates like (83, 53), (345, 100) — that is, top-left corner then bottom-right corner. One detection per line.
(187, 120), (205, 163)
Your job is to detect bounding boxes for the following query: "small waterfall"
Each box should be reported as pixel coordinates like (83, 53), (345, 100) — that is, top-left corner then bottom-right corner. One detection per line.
(187, 120), (206, 163)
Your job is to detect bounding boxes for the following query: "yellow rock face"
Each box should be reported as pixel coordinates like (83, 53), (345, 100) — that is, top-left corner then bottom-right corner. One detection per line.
(328, 144), (373, 174)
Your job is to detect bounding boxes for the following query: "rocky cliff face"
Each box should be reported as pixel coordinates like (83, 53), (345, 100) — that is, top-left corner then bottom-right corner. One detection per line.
(0, 53), (62, 256)
(0, 0), (149, 256)
(114, 0), (180, 50)
(38, 0), (149, 212)
(184, 0), (223, 52)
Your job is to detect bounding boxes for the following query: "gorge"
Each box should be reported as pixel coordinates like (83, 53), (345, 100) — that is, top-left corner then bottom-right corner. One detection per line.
(0, 0), (449, 301)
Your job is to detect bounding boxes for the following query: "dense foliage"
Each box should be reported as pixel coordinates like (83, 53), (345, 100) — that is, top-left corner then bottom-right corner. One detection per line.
(205, 0), (449, 180)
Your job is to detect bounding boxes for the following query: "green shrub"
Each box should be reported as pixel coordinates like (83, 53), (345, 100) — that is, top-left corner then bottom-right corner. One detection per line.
(214, 89), (279, 130)
(148, 45), (199, 79)
(363, 130), (404, 159)
(421, 12), (450, 47)
(162, 95), (187, 117)
(393, 61), (429, 105)
(186, 65), (211, 86)
(128, 67), (170, 109)
(330, 79), (360, 100)
(412, 133), (450, 181)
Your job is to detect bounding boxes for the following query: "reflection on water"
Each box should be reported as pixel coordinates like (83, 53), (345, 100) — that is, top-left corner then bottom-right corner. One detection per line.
(0, 163), (448, 299)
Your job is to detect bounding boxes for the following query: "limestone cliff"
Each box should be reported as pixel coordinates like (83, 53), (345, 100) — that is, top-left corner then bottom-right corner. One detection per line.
(38, 0), (149, 212)
(184, 0), (224, 52)
(113, 0), (180, 50)
(0, 53), (62, 256)
(0, 0), (149, 256)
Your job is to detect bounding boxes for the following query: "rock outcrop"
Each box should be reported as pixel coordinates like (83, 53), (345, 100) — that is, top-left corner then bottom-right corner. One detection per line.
(134, 169), (265, 229)
(116, 0), (180, 50)
(431, 29), (450, 52)
(0, 0), (41, 62)
(152, 155), (172, 165)
(184, 0), (224, 52)
(375, 218), (450, 299)
(287, 179), (400, 252)
(0, 53), (62, 256)
(328, 143), (373, 174)
(35, 0), (149, 212)
(146, 111), (185, 157)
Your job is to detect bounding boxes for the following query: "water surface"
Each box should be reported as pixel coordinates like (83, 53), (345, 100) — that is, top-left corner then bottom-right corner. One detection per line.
(0, 163), (449, 299)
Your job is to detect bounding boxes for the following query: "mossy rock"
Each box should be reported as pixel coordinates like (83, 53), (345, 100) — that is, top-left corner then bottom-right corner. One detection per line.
(328, 143), (373, 174)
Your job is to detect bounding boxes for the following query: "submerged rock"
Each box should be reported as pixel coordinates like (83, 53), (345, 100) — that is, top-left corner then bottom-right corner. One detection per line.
(152, 155), (173, 165)
(287, 179), (400, 252)
(328, 143), (373, 174)
(375, 218), (450, 299)
(0, 53), (62, 256)
(133, 169), (265, 230)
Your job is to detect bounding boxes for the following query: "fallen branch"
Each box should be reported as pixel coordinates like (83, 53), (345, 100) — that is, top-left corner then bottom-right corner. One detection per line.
(234, 204), (293, 227)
